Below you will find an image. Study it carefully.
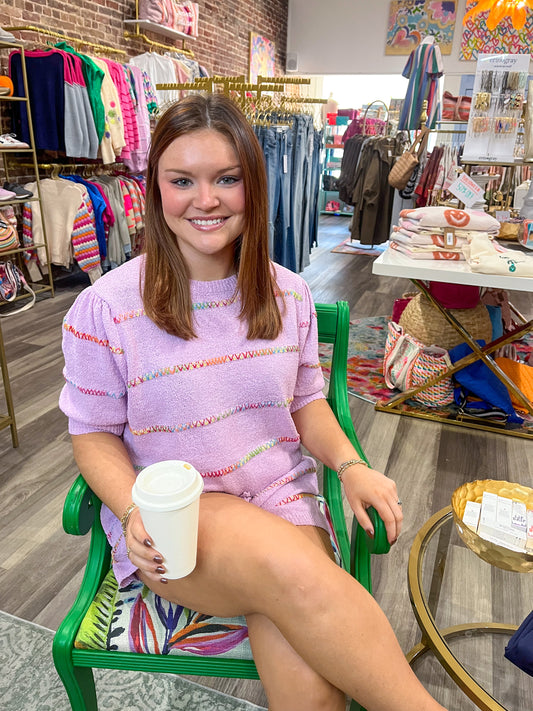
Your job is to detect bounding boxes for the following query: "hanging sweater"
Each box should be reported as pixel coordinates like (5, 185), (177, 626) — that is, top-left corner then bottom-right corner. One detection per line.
(59, 256), (328, 585)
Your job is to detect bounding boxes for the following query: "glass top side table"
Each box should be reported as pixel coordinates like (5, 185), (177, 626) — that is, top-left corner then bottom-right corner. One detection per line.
(407, 506), (533, 711)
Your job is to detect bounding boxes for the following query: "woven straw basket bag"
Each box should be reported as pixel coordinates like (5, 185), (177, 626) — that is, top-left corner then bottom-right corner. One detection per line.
(399, 293), (493, 350)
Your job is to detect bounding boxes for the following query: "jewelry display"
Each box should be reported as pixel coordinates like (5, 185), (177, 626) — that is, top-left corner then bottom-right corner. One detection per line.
(464, 54), (529, 163)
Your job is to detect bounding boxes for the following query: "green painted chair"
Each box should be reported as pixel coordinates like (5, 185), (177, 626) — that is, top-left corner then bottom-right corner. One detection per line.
(52, 300), (390, 711)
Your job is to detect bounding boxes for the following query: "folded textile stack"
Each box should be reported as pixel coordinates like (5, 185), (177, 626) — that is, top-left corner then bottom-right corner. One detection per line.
(389, 206), (501, 261)
(464, 233), (533, 277)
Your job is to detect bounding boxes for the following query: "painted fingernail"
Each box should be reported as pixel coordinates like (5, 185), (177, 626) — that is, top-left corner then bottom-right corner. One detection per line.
(366, 528), (374, 538)
(155, 566), (165, 574)
(160, 577), (168, 584)
(153, 555), (163, 564)
(144, 538), (153, 547)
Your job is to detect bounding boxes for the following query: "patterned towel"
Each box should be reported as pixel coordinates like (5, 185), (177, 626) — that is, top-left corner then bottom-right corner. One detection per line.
(400, 206), (500, 234)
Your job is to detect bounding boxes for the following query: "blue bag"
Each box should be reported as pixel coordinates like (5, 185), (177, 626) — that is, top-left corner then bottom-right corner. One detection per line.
(448, 340), (523, 424)
(505, 609), (533, 676)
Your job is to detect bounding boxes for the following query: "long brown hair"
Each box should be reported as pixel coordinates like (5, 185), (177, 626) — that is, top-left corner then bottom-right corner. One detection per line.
(142, 94), (282, 340)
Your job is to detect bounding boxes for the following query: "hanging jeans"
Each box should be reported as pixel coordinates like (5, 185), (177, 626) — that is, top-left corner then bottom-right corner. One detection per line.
(257, 125), (295, 271)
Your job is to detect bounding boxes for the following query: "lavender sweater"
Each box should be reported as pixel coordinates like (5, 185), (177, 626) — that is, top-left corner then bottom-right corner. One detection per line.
(59, 256), (328, 585)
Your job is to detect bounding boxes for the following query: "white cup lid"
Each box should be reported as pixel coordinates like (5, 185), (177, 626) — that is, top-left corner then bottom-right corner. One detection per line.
(132, 460), (204, 511)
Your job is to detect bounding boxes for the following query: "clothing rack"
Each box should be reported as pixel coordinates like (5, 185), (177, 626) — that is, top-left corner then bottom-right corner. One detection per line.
(123, 29), (194, 58)
(157, 75), (313, 101)
(15, 162), (126, 177)
(6, 25), (127, 57)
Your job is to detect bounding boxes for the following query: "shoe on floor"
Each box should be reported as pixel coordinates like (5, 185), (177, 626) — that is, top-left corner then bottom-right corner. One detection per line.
(0, 187), (16, 201)
(0, 133), (29, 148)
(3, 182), (33, 199)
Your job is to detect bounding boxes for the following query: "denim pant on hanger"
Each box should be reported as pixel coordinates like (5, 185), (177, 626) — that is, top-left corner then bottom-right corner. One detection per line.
(308, 129), (323, 250)
(259, 124), (294, 270)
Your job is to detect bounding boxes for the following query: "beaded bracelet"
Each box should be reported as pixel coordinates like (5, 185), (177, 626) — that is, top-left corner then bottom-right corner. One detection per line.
(120, 502), (137, 537)
(337, 458), (369, 483)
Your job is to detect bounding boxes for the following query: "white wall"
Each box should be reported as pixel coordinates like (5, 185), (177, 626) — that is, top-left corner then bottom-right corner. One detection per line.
(287, 0), (476, 78)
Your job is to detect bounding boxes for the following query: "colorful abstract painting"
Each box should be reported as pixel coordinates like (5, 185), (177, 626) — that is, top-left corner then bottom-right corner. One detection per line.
(386, 1), (457, 55)
(249, 31), (275, 83)
(461, 0), (533, 60)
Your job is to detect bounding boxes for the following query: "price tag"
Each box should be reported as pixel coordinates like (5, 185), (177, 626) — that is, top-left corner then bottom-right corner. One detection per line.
(448, 173), (484, 209)
(495, 210), (510, 222)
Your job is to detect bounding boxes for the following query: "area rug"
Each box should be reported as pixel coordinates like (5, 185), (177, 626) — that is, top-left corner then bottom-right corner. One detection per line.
(319, 316), (533, 429)
(331, 239), (388, 257)
(0, 611), (266, 711)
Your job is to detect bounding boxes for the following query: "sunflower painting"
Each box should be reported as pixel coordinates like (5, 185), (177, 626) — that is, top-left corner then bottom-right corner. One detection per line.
(386, 0), (457, 55)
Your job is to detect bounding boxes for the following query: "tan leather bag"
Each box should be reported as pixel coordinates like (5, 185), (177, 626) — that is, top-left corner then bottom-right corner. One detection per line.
(388, 127), (430, 191)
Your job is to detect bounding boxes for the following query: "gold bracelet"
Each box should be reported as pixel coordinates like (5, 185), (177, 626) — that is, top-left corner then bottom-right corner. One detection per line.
(120, 502), (137, 537)
(337, 458), (369, 483)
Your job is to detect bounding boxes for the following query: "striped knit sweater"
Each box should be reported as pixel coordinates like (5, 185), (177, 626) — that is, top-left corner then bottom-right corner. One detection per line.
(59, 256), (328, 585)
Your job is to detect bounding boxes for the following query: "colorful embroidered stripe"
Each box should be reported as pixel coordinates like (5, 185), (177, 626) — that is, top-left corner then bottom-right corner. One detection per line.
(202, 436), (300, 478)
(275, 491), (316, 506)
(63, 322), (124, 354)
(192, 293), (238, 310)
(128, 345), (300, 388)
(302, 362), (321, 369)
(260, 466), (316, 492)
(113, 308), (145, 324)
(274, 289), (303, 302)
(64, 376), (126, 399)
(129, 397), (294, 436)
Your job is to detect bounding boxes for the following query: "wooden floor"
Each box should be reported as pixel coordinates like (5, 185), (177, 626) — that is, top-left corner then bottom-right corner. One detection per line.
(0, 217), (531, 710)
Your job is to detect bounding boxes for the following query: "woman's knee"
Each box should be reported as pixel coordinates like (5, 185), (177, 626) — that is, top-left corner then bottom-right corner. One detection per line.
(142, 494), (323, 616)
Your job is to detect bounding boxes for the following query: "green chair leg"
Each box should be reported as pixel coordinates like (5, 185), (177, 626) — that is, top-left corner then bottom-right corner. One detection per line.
(53, 635), (98, 711)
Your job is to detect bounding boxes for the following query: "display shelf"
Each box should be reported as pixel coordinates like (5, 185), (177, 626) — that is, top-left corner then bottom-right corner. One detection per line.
(0, 42), (55, 447)
(124, 19), (196, 42)
(0, 195), (39, 206)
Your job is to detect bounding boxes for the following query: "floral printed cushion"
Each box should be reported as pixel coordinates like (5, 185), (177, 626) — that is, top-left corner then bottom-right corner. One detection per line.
(75, 568), (252, 658)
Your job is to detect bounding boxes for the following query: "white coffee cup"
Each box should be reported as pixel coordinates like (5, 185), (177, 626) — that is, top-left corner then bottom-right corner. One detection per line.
(131, 460), (204, 579)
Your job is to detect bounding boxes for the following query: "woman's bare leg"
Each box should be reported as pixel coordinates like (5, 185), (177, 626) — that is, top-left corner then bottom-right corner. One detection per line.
(246, 525), (345, 711)
(140, 493), (446, 711)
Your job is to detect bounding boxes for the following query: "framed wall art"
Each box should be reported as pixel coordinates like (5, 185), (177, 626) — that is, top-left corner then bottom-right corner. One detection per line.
(249, 31), (275, 83)
(386, 1), (457, 55)
(461, 0), (533, 60)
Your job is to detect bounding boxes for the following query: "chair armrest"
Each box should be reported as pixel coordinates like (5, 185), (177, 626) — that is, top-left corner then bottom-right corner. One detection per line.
(62, 473), (99, 536)
(364, 508), (390, 555)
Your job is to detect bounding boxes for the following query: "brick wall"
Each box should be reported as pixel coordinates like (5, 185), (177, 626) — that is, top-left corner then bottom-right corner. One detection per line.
(0, 0), (288, 77)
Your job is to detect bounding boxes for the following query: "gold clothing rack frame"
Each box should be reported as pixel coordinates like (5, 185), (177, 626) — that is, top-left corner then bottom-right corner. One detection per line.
(156, 75), (317, 101)
(6, 25), (127, 57)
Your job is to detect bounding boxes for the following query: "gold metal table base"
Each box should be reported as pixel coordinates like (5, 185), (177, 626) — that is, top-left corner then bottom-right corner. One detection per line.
(408, 507), (525, 711)
(376, 279), (533, 439)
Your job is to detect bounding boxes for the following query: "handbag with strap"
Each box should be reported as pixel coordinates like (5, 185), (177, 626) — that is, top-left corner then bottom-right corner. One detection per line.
(0, 261), (36, 317)
(383, 321), (454, 407)
(442, 91), (472, 122)
(388, 127), (430, 191)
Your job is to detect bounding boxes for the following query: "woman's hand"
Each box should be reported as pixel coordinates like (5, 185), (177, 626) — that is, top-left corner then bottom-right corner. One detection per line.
(125, 507), (168, 582)
(341, 464), (403, 544)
